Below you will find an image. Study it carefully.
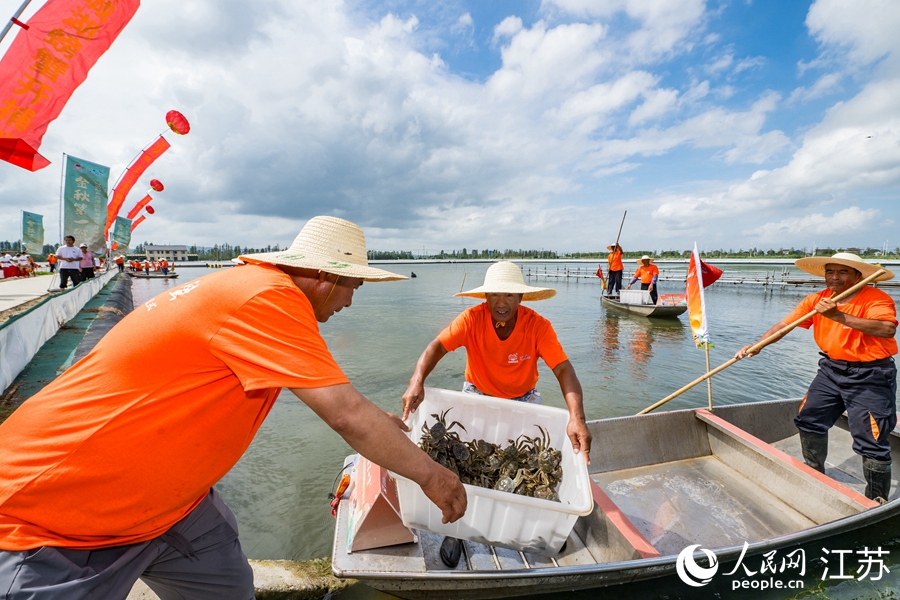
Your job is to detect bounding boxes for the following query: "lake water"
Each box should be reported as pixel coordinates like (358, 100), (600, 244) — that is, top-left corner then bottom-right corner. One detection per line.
(130, 262), (900, 599)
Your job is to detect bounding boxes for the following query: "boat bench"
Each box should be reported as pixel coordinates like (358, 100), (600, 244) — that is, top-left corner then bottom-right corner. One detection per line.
(587, 407), (878, 558)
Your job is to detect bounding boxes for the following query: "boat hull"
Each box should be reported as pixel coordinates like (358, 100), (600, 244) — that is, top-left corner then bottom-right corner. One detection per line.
(332, 398), (900, 599)
(600, 296), (686, 318)
(125, 272), (179, 279)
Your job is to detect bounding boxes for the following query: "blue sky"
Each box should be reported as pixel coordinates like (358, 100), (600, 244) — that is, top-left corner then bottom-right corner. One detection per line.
(0, 0), (898, 253)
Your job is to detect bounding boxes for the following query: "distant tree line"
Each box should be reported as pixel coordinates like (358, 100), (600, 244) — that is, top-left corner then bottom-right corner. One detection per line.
(3, 240), (899, 261)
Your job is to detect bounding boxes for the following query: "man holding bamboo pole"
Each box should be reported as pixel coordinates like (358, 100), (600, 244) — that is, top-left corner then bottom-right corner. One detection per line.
(736, 253), (897, 503)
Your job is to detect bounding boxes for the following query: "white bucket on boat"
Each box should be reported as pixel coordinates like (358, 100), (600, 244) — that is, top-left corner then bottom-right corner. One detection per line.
(619, 289), (653, 304)
(393, 387), (593, 556)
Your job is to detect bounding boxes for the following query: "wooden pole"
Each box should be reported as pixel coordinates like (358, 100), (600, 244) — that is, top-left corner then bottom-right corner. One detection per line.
(637, 268), (887, 415)
(603, 211), (627, 296)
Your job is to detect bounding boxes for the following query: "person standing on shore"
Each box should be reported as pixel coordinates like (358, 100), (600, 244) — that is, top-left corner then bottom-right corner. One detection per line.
(78, 243), (95, 280)
(115, 255), (125, 272)
(626, 255), (659, 304)
(735, 253), (896, 502)
(402, 261), (591, 567)
(0, 216), (466, 599)
(47, 253), (57, 273)
(55, 236), (83, 289)
(606, 243), (624, 297)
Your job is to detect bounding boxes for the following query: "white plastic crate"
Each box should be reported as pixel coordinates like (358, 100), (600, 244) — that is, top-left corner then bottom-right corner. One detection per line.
(393, 387), (593, 556)
(620, 289), (653, 304)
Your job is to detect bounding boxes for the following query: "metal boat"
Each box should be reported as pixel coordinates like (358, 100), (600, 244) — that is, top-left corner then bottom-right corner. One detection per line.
(600, 295), (687, 318)
(331, 398), (900, 599)
(125, 272), (179, 279)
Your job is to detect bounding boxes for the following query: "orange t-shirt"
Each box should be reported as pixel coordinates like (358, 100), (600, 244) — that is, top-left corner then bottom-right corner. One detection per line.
(634, 264), (659, 284)
(0, 264), (349, 551)
(607, 250), (623, 271)
(47, 255), (57, 264)
(783, 286), (898, 362)
(437, 303), (568, 398)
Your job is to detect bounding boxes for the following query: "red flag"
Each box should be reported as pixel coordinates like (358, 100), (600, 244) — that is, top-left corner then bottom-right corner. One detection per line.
(0, 0), (141, 171)
(131, 214), (145, 231)
(699, 259), (723, 287)
(106, 136), (170, 234)
(126, 194), (152, 219)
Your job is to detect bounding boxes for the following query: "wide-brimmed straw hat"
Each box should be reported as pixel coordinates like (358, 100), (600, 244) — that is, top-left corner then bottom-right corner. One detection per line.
(795, 252), (894, 282)
(456, 261), (556, 301)
(239, 216), (407, 282)
(636, 255), (654, 263)
(607, 243), (622, 251)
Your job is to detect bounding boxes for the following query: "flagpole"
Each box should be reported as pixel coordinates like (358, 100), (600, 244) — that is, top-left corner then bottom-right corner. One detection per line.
(58, 153), (66, 244)
(0, 0), (33, 45)
(705, 346), (712, 411)
(637, 268), (887, 415)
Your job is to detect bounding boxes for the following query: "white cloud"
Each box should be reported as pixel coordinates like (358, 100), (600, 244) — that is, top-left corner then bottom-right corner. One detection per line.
(493, 16), (523, 42)
(787, 72), (843, 104)
(744, 207), (882, 242)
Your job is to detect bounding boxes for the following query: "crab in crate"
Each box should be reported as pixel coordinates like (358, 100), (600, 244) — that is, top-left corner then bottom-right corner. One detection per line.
(417, 413), (564, 502)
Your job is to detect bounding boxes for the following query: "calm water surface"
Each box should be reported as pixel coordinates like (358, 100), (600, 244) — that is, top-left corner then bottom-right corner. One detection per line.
(131, 262), (900, 600)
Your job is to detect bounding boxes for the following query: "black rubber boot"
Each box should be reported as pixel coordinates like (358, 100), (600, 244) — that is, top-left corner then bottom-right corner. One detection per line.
(863, 457), (892, 504)
(799, 431), (828, 473)
(440, 536), (463, 568)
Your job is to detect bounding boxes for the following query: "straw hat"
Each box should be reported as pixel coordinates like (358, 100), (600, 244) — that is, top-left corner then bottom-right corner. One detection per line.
(607, 243), (622, 251)
(455, 261), (556, 301)
(636, 255), (654, 263)
(795, 252), (894, 282)
(239, 216), (407, 282)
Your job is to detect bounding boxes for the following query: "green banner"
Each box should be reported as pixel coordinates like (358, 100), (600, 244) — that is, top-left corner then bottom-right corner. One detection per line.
(63, 155), (110, 253)
(22, 211), (44, 255)
(112, 216), (132, 252)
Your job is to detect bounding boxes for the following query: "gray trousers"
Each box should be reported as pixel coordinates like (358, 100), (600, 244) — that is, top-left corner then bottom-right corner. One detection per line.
(0, 489), (254, 600)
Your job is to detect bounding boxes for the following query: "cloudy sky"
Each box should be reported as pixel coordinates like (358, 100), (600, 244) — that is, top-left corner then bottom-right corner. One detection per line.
(1, 0), (898, 253)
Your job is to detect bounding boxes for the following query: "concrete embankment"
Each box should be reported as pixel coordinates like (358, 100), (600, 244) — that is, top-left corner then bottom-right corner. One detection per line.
(0, 275), (353, 599)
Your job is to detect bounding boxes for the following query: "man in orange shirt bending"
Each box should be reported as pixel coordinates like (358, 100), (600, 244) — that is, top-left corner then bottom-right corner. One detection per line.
(626, 254), (660, 304)
(0, 217), (466, 599)
(402, 261), (592, 567)
(736, 253), (897, 502)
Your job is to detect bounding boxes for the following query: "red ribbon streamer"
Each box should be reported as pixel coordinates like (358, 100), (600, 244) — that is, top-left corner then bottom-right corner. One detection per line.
(0, 0), (141, 171)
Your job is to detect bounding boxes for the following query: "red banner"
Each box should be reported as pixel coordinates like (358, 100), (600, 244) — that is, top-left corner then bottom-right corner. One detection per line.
(130, 214), (145, 231)
(126, 194), (151, 219)
(0, 0), (141, 171)
(106, 135), (170, 233)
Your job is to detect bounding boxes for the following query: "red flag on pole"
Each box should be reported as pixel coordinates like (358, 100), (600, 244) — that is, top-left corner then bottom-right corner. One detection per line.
(699, 259), (723, 287)
(0, 0), (141, 171)
(131, 214), (145, 231)
(106, 136), (170, 235)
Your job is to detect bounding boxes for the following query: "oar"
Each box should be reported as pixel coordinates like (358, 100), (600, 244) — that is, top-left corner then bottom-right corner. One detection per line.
(603, 211), (627, 296)
(637, 268), (887, 415)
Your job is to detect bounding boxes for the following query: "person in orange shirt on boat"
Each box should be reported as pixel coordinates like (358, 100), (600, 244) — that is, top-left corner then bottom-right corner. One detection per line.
(159, 258), (169, 275)
(626, 255), (660, 304)
(402, 261), (591, 567)
(606, 243), (624, 297)
(736, 253), (897, 502)
(143, 260), (151, 274)
(0, 216), (466, 599)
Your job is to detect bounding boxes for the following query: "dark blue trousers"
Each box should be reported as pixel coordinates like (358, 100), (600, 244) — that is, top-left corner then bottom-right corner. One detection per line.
(795, 356), (897, 461)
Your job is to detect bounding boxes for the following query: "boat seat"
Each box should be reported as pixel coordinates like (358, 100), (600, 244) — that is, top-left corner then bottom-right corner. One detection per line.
(695, 409), (878, 522)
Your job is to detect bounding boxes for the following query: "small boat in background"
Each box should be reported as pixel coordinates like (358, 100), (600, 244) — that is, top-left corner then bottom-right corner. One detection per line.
(601, 290), (687, 318)
(125, 272), (179, 279)
(332, 398), (899, 599)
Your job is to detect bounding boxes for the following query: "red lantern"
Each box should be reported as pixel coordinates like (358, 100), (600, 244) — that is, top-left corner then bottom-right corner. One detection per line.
(150, 179), (164, 192)
(166, 110), (190, 135)
(145, 205), (155, 215)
